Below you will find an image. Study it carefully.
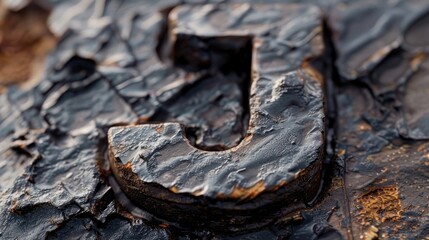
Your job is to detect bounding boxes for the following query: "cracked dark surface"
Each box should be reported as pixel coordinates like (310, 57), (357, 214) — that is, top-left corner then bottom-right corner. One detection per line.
(107, 3), (326, 231)
(0, 0), (428, 239)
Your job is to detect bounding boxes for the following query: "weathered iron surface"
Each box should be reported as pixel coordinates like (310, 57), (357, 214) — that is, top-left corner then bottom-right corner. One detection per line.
(327, 1), (429, 239)
(107, 3), (326, 231)
(0, 0), (428, 239)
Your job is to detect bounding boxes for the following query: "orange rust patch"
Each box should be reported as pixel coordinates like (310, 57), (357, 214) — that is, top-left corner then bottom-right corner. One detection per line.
(156, 125), (165, 134)
(231, 134), (253, 152)
(123, 162), (133, 170)
(362, 225), (379, 240)
(357, 122), (372, 131)
(302, 61), (323, 85)
(192, 187), (206, 196)
(170, 186), (179, 193)
(269, 180), (287, 192)
(416, 143), (429, 152)
(218, 181), (266, 201)
(138, 117), (151, 123)
(159, 223), (169, 228)
(337, 149), (346, 156)
(411, 52), (426, 70)
(355, 186), (403, 226)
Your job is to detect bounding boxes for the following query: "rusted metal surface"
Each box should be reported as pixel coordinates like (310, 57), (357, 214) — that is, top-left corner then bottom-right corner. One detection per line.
(0, 0), (428, 239)
(108, 3), (326, 231)
(329, 1), (429, 238)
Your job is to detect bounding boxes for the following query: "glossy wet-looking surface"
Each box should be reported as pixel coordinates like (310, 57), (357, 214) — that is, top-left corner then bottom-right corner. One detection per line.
(0, 0), (428, 239)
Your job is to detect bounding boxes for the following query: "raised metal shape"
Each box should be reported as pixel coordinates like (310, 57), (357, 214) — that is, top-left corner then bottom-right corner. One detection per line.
(108, 3), (326, 230)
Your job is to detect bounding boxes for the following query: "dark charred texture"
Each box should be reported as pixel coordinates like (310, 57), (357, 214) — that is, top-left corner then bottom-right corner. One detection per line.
(329, 0), (429, 79)
(328, 0), (429, 142)
(108, 3), (326, 231)
(327, 1), (429, 239)
(0, 0), (429, 239)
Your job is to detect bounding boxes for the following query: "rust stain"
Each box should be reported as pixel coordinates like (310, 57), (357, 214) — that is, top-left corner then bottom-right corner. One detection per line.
(302, 61), (324, 85)
(362, 225), (379, 240)
(124, 162), (133, 171)
(355, 186), (403, 226)
(269, 180), (287, 192)
(159, 223), (169, 228)
(231, 133), (253, 152)
(156, 124), (165, 134)
(230, 181), (266, 200)
(411, 52), (426, 70)
(216, 181), (266, 201)
(416, 143), (429, 152)
(192, 187), (206, 196)
(357, 122), (372, 131)
(169, 186), (179, 193)
(337, 149), (346, 156)
(138, 116), (151, 123)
